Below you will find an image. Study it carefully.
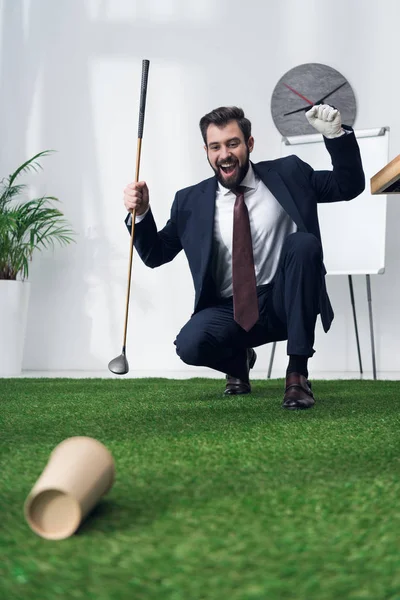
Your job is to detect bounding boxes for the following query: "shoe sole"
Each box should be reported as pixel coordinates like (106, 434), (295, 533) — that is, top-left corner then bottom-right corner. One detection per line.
(282, 403), (315, 410)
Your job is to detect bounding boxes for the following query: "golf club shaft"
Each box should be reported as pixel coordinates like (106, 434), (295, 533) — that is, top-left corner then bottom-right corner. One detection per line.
(122, 59), (150, 350)
(122, 138), (142, 349)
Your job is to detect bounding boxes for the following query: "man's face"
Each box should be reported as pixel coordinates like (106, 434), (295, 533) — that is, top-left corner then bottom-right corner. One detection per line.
(205, 120), (254, 190)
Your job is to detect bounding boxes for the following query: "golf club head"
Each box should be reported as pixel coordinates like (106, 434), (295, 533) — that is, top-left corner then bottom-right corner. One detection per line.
(108, 352), (129, 375)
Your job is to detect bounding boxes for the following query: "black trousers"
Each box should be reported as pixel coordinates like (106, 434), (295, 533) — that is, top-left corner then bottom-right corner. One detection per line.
(174, 232), (324, 380)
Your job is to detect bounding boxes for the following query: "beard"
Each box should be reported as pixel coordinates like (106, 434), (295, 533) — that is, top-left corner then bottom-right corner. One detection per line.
(208, 148), (250, 190)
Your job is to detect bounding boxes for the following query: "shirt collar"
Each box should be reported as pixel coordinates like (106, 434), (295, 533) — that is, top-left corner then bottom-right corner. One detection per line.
(217, 162), (258, 196)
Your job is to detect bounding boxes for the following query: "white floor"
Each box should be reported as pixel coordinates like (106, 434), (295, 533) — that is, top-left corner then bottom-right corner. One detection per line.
(14, 369), (400, 380)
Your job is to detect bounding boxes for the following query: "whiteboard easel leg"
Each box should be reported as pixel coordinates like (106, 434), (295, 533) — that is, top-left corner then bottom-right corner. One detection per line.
(348, 275), (363, 375)
(267, 341), (277, 379)
(366, 275), (377, 380)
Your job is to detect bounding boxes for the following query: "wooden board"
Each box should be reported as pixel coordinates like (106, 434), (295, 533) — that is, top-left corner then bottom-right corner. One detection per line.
(371, 154), (400, 194)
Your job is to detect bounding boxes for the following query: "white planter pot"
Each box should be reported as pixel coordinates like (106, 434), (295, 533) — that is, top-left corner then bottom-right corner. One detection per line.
(0, 280), (30, 377)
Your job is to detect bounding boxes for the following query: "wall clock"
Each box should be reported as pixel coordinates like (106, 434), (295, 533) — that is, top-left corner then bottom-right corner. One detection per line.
(271, 63), (357, 137)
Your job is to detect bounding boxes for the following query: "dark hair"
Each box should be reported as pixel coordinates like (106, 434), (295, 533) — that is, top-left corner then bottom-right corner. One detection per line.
(199, 106), (252, 145)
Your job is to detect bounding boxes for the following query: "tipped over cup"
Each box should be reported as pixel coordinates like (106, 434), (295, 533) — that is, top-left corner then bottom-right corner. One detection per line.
(24, 436), (115, 540)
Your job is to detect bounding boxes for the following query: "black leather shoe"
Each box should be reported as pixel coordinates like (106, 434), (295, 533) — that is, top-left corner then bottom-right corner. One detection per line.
(282, 373), (315, 409)
(224, 349), (257, 396)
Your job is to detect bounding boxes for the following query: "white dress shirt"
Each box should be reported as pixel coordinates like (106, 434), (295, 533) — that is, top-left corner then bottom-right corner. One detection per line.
(212, 164), (297, 297)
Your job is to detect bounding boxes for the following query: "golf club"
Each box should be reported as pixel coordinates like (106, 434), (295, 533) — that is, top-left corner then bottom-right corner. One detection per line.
(108, 59), (150, 375)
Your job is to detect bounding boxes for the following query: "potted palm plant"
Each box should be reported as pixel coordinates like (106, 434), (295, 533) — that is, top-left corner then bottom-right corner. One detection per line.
(0, 150), (75, 376)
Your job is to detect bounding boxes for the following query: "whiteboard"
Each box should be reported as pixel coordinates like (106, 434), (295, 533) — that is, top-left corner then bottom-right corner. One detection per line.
(281, 128), (389, 275)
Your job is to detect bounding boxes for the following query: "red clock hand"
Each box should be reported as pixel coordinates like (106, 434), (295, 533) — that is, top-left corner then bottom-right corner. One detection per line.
(283, 83), (314, 105)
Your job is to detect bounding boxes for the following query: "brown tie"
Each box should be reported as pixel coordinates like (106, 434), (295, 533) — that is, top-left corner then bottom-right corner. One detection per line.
(232, 186), (259, 331)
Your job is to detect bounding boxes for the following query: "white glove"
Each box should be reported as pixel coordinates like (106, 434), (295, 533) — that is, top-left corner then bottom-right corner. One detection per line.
(305, 104), (345, 139)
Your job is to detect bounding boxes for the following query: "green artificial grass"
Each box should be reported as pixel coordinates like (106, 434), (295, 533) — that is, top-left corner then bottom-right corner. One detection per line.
(1, 377), (400, 600)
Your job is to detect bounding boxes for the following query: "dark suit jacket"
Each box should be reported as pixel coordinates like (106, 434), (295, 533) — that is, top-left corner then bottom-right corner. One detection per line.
(126, 128), (365, 333)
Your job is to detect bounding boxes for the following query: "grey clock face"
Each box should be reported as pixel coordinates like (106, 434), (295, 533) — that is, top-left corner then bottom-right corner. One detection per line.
(271, 63), (357, 136)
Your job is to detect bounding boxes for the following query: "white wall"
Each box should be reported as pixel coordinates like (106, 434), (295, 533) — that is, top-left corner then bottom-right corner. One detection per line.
(1, 0), (400, 377)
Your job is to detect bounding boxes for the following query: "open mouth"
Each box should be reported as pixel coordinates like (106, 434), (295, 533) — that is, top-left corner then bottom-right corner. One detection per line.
(218, 162), (238, 177)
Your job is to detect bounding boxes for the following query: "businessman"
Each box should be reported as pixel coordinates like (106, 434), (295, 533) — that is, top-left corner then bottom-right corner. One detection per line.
(124, 104), (365, 409)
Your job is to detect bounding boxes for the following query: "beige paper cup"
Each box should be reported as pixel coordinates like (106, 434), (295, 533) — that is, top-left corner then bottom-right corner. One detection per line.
(24, 436), (115, 540)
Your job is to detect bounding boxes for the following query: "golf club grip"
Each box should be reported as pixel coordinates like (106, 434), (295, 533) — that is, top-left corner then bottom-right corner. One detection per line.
(138, 60), (150, 139)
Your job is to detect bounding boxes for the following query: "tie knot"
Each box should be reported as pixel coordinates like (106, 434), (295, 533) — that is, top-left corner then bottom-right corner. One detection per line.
(232, 185), (247, 198)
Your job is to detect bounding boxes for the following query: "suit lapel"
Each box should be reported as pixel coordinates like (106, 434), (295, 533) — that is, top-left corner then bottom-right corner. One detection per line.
(253, 163), (307, 233)
(197, 176), (217, 277)
(194, 163), (308, 282)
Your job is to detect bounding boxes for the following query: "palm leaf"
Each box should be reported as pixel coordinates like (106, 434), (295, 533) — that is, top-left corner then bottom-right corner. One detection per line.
(0, 152), (75, 280)
(7, 150), (55, 188)
(0, 183), (27, 210)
